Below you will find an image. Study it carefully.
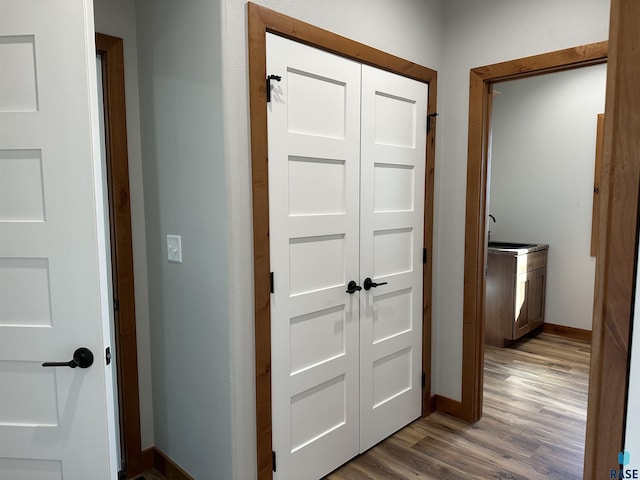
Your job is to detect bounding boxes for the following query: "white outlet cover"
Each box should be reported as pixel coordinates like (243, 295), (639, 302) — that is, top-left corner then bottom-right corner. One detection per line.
(166, 234), (182, 263)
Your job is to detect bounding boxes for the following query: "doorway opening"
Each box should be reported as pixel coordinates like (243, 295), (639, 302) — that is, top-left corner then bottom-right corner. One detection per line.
(461, 41), (608, 476)
(481, 62), (607, 477)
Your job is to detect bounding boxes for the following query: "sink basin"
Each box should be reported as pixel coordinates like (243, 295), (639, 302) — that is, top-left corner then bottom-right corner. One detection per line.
(488, 242), (536, 249)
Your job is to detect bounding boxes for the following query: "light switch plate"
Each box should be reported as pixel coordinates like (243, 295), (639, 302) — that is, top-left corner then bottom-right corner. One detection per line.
(166, 234), (182, 263)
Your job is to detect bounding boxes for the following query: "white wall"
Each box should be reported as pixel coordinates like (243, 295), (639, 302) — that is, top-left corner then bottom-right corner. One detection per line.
(93, 0), (154, 449)
(220, 1), (445, 478)
(434, 0), (610, 401)
(489, 64), (606, 331)
(135, 0), (232, 478)
(625, 237), (640, 469)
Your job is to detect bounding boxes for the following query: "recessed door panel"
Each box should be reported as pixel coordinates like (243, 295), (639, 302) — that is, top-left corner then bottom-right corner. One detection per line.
(287, 69), (346, 139)
(0, 258), (52, 326)
(0, 35), (38, 112)
(373, 163), (415, 213)
(0, 150), (45, 221)
(290, 305), (346, 374)
(0, 458), (62, 480)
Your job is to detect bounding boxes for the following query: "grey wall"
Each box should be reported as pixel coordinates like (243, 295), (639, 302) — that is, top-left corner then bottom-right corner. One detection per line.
(93, 0), (154, 449)
(135, 0), (231, 478)
(489, 64), (607, 331)
(434, 0), (610, 401)
(220, 1), (445, 477)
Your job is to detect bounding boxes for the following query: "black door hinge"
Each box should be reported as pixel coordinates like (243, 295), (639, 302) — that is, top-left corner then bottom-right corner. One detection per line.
(113, 298), (120, 312)
(267, 75), (282, 103)
(422, 371), (426, 389)
(106, 347), (112, 366)
(270, 272), (274, 293)
(272, 451), (277, 472)
(427, 112), (439, 133)
(423, 248), (427, 264)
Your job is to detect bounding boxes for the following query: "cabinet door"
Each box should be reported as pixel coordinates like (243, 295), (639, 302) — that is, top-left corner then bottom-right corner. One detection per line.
(513, 267), (546, 339)
(513, 272), (530, 338)
(527, 267), (546, 328)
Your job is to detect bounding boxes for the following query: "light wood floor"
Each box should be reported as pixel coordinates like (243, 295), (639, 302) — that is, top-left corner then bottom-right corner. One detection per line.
(326, 332), (590, 480)
(133, 332), (590, 480)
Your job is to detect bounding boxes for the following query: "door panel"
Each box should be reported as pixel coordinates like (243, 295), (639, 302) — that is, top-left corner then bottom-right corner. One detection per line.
(359, 65), (427, 452)
(0, 0), (114, 477)
(267, 33), (361, 480)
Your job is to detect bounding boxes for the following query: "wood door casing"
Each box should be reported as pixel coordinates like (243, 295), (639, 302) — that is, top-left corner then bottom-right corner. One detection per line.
(247, 4), (438, 479)
(96, 33), (149, 477)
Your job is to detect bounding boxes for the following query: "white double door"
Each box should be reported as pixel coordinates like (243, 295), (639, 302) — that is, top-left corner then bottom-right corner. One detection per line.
(267, 34), (427, 480)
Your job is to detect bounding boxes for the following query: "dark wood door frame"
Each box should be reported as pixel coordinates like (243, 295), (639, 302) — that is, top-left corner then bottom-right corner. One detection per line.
(96, 33), (149, 477)
(247, 4), (438, 479)
(463, 4), (640, 475)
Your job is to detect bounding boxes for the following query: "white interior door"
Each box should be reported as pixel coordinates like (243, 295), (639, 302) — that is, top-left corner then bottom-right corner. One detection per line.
(0, 1), (116, 478)
(267, 33), (362, 480)
(359, 65), (427, 451)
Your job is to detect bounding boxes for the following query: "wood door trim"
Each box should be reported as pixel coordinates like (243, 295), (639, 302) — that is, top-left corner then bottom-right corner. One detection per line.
(96, 33), (148, 477)
(247, 4), (438, 478)
(462, 41), (607, 425)
(584, 0), (640, 476)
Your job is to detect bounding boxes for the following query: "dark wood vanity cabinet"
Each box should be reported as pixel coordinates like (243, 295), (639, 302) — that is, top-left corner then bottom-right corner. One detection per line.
(485, 246), (548, 347)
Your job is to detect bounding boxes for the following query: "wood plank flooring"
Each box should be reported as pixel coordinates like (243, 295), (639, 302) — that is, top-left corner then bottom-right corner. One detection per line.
(131, 332), (589, 480)
(325, 332), (590, 480)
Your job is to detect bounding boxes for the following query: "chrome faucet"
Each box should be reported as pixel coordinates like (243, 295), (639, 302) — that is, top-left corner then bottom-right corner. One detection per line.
(488, 214), (496, 243)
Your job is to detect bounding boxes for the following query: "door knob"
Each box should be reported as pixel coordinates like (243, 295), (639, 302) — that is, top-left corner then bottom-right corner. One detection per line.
(363, 277), (388, 290)
(42, 347), (94, 369)
(345, 280), (362, 294)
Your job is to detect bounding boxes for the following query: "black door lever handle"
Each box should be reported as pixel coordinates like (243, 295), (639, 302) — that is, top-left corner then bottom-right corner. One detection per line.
(346, 280), (362, 294)
(42, 347), (94, 369)
(363, 277), (388, 290)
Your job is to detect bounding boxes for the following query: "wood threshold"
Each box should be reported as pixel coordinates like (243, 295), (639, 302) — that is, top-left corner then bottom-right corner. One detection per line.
(247, 4), (438, 479)
(95, 33), (149, 477)
(542, 323), (592, 343)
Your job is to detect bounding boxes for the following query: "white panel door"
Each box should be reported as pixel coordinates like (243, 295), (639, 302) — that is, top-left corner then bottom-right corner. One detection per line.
(0, 1), (115, 478)
(267, 33), (361, 480)
(359, 64), (426, 452)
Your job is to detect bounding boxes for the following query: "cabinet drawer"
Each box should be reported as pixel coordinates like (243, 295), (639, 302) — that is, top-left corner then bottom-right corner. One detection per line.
(523, 250), (547, 271)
